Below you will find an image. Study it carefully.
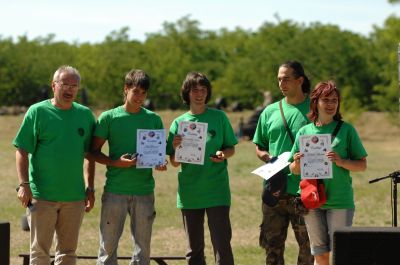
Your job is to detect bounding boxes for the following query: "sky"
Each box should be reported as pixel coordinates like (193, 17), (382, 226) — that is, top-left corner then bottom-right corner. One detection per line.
(0, 0), (399, 43)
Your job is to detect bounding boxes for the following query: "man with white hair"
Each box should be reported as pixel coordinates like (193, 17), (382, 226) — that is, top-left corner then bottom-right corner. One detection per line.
(13, 65), (96, 265)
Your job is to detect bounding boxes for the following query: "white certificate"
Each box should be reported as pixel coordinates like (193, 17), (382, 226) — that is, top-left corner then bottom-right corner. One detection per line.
(251, 152), (291, 181)
(175, 121), (208, 165)
(136, 129), (166, 168)
(299, 134), (332, 179)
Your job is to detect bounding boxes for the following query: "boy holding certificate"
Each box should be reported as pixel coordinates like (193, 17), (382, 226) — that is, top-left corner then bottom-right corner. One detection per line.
(91, 69), (167, 265)
(290, 81), (367, 265)
(167, 72), (238, 265)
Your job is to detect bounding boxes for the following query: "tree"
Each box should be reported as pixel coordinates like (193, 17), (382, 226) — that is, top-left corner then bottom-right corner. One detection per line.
(369, 15), (400, 112)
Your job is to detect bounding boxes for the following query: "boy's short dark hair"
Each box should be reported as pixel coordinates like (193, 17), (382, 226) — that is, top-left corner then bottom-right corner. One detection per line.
(125, 69), (150, 91)
(180, 72), (212, 105)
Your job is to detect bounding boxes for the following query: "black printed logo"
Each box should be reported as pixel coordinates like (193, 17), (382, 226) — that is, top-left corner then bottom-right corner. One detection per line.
(208, 129), (216, 138)
(78, 128), (85, 136)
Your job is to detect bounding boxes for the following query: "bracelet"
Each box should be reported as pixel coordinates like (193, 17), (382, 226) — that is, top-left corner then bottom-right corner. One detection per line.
(16, 182), (30, 192)
(86, 187), (95, 193)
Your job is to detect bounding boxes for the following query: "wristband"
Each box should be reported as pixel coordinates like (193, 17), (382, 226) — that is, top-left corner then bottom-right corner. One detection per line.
(86, 187), (95, 193)
(16, 182), (30, 192)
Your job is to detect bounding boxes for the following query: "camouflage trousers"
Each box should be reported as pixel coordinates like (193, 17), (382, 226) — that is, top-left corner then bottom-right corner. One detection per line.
(259, 194), (313, 265)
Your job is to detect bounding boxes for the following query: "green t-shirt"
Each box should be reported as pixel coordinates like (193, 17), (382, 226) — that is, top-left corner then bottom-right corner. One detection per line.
(13, 100), (95, 201)
(253, 98), (310, 195)
(166, 108), (238, 209)
(291, 121), (368, 209)
(94, 106), (164, 195)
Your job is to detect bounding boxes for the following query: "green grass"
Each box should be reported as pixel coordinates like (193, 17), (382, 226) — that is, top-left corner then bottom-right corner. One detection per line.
(1, 110), (399, 265)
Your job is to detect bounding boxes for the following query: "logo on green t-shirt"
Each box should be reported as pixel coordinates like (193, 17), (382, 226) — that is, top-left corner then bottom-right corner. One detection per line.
(78, 127), (84, 136)
(208, 129), (216, 138)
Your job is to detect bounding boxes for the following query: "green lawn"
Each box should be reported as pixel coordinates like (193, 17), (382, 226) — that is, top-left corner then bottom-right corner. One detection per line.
(1, 110), (399, 265)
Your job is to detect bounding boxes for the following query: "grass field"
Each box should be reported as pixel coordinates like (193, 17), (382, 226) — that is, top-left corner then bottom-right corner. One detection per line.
(1, 109), (399, 265)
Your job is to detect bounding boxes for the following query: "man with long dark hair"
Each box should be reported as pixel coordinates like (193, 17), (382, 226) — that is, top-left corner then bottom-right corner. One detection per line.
(253, 61), (313, 265)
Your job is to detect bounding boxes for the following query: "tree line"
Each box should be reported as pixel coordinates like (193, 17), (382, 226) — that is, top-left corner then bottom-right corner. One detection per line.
(0, 15), (399, 113)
